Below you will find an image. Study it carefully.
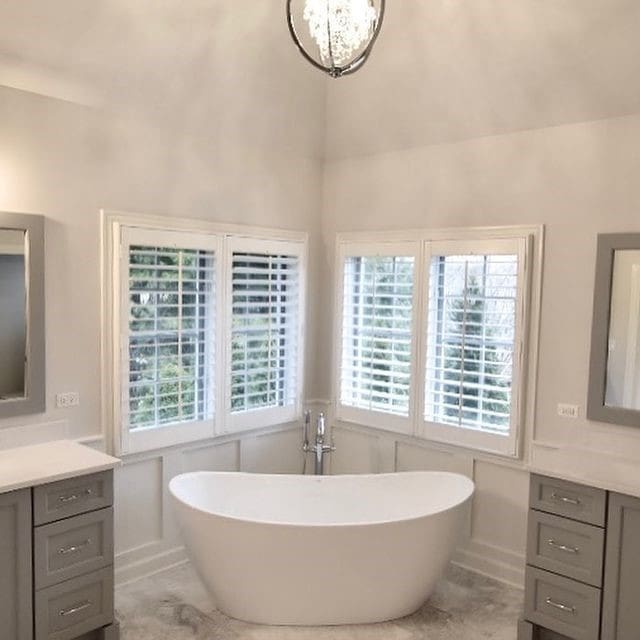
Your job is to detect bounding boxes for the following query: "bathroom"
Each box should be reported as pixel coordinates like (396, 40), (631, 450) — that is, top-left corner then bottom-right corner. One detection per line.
(1, 2), (640, 639)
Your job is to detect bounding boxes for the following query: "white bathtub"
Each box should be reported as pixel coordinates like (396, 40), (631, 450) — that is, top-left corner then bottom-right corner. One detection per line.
(169, 470), (474, 626)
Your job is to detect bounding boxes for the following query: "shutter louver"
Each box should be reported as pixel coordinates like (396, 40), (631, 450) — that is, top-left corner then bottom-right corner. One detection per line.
(230, 252), (300, 413)
(125, 245), (215, 431)
(340, 255), (415, 416)
(425, 253), (518, 434)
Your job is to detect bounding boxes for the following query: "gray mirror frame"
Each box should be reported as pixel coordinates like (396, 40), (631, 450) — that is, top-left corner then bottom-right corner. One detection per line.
(0, 212), (45, 418)
(587, 233), (640, 427)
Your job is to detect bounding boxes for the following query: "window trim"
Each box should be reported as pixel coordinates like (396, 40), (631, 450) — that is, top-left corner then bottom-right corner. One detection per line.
(332, 226), (543, 460)
(224, 236), (307, 433)
(101, 210), (308, 456)
(333, 240), (422, 435)
(419, 236), (530, 457)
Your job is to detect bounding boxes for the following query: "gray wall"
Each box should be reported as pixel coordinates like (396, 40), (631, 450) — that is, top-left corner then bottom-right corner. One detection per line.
(0, 254), (25, 397)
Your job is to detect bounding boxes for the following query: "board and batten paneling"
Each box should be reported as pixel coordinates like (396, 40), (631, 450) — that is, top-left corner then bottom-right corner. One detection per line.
(113, 427), (302, 585)
(330, 424), (528, 586)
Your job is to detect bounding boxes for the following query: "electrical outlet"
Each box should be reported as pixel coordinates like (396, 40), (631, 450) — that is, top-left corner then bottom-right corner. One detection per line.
(557, 403), (579, 419)
(56, 392), (80, 409)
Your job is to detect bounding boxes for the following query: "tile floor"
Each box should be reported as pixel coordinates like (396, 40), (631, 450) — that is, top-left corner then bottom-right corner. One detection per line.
(116, 563), (522, 639)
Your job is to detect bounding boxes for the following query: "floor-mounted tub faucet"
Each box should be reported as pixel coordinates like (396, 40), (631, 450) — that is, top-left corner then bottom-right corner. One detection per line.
(302, 411), (334, 475)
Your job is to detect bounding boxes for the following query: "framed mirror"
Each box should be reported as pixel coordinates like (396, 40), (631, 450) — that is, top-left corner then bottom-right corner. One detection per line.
(588, 233), (640, 426)
(0, 212), (45, 418)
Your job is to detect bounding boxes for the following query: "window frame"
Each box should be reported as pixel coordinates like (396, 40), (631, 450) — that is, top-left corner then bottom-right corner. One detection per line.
(224, 236), (307, 433)
(333, 240), (422, 435)
(332, 226), (542, 460)
(102, 210), (308, 456)
(419, 237), (530, 457)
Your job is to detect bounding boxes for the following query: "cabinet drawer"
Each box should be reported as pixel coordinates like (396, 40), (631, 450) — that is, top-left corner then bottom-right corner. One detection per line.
(525, 567), (601, 640)
(34, 471), (113, 525)
(34, 508), (114, 590)
(527, 510), (605, 587)
(530, 475), (606, 526)
(35, 567), (113, 640)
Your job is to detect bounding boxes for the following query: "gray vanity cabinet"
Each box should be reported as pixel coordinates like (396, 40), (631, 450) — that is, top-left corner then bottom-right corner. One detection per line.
(521, 476), (640, 640)
(601, 493), (640, 640)
(0, 488), (33, 640)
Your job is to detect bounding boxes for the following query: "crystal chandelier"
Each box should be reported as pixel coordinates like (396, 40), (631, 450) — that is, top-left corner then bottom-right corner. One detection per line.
(287, 0), (385, 78)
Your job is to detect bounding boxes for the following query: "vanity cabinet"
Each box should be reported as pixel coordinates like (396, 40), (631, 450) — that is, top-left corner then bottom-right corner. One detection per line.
(601, 493), (640, 639)
(1, 469), (118, 640)
(0, 488), (33, 640)
(520, 475), (640, 640)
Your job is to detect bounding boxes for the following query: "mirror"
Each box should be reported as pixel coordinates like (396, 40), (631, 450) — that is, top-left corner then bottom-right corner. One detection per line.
(0, 229), (27, 400)
(0, 212), (45, 418)
(588, 234), (640, 426)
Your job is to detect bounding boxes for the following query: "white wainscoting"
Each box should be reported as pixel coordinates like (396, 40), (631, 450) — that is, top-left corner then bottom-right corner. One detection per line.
(114, 424), (304, 585)
(330, 422), (529, 588)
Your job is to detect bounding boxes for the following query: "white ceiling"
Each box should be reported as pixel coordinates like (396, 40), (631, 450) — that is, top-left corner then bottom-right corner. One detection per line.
(1, 1), (639, 160)
(324, 0), (640, 158)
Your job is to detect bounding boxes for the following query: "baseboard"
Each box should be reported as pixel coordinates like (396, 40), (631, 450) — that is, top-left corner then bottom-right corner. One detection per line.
(115, 545), (188, 587)
(453, 538), (525, 589)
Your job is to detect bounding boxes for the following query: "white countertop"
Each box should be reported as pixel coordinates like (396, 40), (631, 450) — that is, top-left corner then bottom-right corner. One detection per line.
(0, 440), (120, 494)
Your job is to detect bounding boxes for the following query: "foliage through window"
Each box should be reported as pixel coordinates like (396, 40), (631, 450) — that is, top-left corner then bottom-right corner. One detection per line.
(424, 253), (519, 434)
(230, 252), (300, 414)
(340, 254), (415, 417)
(125, 244), (215, 431)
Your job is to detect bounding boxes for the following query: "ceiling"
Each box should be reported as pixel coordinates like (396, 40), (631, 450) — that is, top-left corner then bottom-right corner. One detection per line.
(1, 1), (639, 160)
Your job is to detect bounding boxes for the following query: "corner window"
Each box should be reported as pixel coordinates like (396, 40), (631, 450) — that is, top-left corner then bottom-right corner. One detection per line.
(106, 215), (307, 455)
(333, 229), (540, 459)
(336, 243), (419, 433)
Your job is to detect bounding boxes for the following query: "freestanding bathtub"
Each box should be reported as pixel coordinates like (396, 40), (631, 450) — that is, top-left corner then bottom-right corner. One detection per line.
(169, 470), (474, 626)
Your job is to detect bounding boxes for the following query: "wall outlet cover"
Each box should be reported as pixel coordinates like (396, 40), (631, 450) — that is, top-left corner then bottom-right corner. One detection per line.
(56, 392), (80, 408)
(557, 403), (579, 419)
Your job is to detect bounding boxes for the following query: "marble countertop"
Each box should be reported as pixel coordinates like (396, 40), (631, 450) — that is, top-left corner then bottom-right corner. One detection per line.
(0, 440), (120, 494)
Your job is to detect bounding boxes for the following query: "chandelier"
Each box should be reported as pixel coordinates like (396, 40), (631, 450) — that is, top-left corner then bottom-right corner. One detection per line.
(286, 0), (385, 78)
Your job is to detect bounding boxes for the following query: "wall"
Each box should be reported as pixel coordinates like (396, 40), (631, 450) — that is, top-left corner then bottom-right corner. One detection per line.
(0, 3), (325, 582)
(318, 1), (640, 586)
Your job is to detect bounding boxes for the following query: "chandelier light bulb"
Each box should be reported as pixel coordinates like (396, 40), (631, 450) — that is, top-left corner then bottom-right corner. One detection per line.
(287, 0), (385, 78)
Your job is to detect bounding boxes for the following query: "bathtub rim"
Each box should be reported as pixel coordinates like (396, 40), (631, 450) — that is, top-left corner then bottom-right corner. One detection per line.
(168, 470), (475, 529)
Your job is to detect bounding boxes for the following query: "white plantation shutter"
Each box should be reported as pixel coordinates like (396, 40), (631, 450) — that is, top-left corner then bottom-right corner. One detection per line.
(228, 238), (304, 429)
(337, 243), (418, 431)
(120, 228), (220, 453)
(423, 238), (527, 456)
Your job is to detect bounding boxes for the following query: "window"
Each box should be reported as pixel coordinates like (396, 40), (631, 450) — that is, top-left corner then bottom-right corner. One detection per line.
(119, 227), (221, 453)
(333, 229), (540, 458)
(422, 238), (529, 456)
(336, 243), (419, 432)
(105, 214), (308, 455)
(226, 238), (305, 431)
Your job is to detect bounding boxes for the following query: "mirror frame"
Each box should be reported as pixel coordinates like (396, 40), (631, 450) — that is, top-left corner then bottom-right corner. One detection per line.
(588, 233), (640, 426)
(0, 212), (45, 418)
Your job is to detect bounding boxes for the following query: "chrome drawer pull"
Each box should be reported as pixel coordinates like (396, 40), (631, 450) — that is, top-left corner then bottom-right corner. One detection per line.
(545, 597), (576, 614)
(58, 488), (93, 504)
(58, 539), (92, 556)
(550, 492), (581, 506)
(59, 600), (92, 617)
(547, 539), (579, 554)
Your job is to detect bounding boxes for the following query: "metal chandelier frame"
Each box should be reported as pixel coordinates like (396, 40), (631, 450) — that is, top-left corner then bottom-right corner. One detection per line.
(286, 0), (386, 78)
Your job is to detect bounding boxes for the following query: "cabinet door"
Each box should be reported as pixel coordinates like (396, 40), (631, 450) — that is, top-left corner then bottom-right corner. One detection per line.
(602, 492), (640, 640)
(0, 488), (33, 640)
